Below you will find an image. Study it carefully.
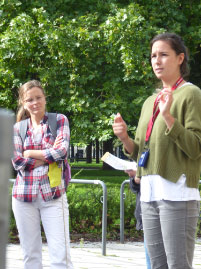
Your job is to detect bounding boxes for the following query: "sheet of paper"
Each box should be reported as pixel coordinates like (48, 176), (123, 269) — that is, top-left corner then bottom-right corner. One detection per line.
(101, 152), (137, 171)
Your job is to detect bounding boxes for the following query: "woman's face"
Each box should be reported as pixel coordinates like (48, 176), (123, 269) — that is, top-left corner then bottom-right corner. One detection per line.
(151, 40), (184, 83)
(23, 87), (46, 117)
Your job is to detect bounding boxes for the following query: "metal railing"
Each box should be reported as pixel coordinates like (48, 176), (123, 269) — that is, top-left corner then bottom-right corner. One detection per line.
(120, 179), (130, 244)
(70, 179), (107, 256)
(9, 178), (107, 256)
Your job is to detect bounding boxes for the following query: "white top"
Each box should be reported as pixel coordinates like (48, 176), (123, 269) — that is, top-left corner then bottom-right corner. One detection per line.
(32, 125), (42, 143)
(140, 82), (200, 202)
(141, 174), (200, 202)
(32, 126), (43, 173)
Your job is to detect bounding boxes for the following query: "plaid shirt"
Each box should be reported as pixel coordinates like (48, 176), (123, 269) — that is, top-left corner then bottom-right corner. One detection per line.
(12, 112), (70, 202)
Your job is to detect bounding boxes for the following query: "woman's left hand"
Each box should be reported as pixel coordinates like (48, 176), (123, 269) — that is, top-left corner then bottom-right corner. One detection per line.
(158, 88), (173, 116)
(158, 88), (175, 129)
(53, 136), (63, 148)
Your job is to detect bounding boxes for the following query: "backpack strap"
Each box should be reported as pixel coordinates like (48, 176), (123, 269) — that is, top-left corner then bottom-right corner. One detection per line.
(19, 118), (29, 143)
(47, 112), (57, 138)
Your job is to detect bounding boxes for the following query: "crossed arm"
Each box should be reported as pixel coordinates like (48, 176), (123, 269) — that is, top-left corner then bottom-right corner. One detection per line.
(23, 136), (63, 168)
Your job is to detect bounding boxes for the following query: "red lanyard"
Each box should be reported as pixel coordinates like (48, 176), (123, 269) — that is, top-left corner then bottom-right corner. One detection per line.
(145, 77), (183, 143)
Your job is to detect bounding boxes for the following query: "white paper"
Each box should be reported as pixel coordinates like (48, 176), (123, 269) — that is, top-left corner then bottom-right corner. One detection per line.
(101, 152), (137, 171)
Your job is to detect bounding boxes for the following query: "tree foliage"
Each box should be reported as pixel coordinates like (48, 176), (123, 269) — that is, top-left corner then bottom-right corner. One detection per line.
(0, 0), (200, 143)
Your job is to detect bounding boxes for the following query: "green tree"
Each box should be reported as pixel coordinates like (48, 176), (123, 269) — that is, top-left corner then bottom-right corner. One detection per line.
(0, 0), (200, 146)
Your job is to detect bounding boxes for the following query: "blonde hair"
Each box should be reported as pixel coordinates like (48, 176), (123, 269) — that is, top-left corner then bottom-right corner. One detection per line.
(16, 80), (46, 122)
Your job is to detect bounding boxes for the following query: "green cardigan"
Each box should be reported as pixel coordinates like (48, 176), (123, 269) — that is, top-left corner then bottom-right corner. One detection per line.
(129, 83), (201, 188)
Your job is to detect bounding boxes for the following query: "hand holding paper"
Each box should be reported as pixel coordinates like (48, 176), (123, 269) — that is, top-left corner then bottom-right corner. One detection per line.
(101, 152), (137, 171)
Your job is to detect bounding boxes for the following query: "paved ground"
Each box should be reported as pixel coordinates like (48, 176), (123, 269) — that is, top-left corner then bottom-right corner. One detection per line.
(6, 239), (201, 268)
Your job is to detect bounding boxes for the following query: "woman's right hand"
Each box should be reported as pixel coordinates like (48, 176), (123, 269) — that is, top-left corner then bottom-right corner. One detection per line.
(112, 113), (128, 142)
(113, 112), (135, 154)
(125, 170), (140, 184)
(34, 160), (46, 168)
(125, 169), (136, 178)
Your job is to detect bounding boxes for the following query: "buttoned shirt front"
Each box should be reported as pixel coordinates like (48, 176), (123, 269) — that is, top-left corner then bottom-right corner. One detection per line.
(12, 113), (70, 202)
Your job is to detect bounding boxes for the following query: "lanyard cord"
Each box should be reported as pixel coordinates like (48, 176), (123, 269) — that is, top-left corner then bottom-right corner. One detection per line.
(145, 77), (184, 144)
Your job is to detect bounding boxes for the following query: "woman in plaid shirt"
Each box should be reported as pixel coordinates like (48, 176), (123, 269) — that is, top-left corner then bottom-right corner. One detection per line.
(12, 80), (73, 269)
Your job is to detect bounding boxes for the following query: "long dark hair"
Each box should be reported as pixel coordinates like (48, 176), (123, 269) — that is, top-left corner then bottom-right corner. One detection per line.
(16, 80), (45, 122)
(150, 33), (189, 78)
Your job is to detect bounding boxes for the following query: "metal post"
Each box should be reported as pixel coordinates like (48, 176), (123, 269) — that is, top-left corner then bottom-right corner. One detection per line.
(70, 179), (107, 256)
(96, 180), (107, 256)
(0, 109), (14, 269)
(120, 179), (130, 244)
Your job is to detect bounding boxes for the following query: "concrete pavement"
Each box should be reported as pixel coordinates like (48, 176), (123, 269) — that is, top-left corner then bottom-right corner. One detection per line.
(6, 239), (201, 268)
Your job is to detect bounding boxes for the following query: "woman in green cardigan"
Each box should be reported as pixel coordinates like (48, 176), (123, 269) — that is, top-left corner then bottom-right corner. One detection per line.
(113, 33), (201, 269)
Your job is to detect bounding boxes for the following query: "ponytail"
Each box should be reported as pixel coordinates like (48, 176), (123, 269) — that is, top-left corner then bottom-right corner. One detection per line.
(16, 106), (30, 122)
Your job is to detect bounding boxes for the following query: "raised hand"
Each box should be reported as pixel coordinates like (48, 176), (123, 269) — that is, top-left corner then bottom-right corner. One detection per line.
(158, 88), (173, 116)
(112, 113), (128, 141)
(158, 88), (175, 130)
(112, 113), (135, 154)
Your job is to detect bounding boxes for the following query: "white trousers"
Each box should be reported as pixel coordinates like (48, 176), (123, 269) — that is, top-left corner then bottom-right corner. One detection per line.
(12, 192), (74, 269)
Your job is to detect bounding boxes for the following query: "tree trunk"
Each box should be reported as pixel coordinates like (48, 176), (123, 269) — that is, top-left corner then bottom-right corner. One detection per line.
(86, 142), (92, 163)
(102, 138), (113, 169)
(95, 139), (100, 163)
(70, 145), (74, 159)
(93, 142), (95, 159)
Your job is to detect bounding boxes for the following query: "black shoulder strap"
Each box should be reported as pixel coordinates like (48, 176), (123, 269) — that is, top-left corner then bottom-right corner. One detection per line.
(19, 119), (28, 143)
(47, 112), (57, 138)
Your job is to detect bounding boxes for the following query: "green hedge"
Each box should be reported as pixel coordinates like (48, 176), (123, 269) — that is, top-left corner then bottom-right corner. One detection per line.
(68, 183), (142, 240)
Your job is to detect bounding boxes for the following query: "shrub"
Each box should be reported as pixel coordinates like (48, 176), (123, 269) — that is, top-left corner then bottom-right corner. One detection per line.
(67, 181), (142, 240)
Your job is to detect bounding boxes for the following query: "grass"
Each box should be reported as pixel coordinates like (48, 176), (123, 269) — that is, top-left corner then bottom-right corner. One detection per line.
(71, 165), (129, 185)
(70, 160), (103, 168)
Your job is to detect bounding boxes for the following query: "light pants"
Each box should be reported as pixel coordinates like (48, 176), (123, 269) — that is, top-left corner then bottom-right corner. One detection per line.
(141, 200), (200, 269)
(12, 192), (74, 269)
